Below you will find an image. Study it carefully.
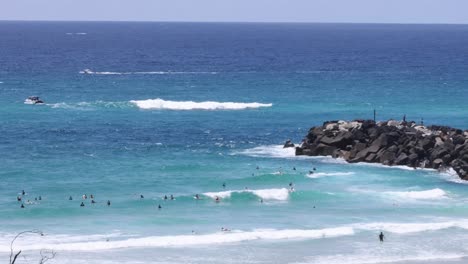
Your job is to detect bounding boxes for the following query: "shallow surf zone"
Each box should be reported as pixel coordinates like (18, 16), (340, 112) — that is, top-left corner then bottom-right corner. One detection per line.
(0, 227), (354, 252)
(130, 98), (272, 110)
(203, 188), (290, 201)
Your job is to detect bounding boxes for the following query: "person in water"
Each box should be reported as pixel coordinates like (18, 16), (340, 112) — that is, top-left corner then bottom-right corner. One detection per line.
(22, 190), (25, 195)
(140, 194), (144, 199)
(170, 195), (174, 200)
(379, 232), (385, 242)
(91, 199), (96, 204)
(158, 204), (162, 210)
(215, 196), (220, 203)
(17, 196), (21, 202)
(20, 204), (24, 208)
(222, 183), (226, 189)
(69, 196), (73, 200)
(195, 194), (200, 200)
(38, 196), (42, 200)
(80, 202), (85, 207)
(164, 195), (168, 200)
(107, 200), (111, 206)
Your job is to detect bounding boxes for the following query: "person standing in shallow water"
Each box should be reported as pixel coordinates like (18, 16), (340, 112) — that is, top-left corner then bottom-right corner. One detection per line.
(379, 232), (385, 242)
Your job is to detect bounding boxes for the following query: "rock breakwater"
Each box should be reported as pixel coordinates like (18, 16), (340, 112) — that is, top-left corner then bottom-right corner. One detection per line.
(295, 120), (468, 180)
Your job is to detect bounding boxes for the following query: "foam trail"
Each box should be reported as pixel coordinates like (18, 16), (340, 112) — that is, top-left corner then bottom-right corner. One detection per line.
(307, 172), (355, 179)
(203, 188), (290, 201)
(0, 227), (354, 252)
(130, 98), (272, 110)
(385, 188), (447, 200)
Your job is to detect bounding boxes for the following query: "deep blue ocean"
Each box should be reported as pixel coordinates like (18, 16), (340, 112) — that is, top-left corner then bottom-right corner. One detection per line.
(1, 22), (468, 264)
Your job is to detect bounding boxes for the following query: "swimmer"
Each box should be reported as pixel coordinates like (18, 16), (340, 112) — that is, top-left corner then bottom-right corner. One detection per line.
(289, 182), (293, 187)
(256, 166), (259, 170)
(107, 200), (111, 206)
(140, 194), (144, 199)
(379, 232), (385, 242)
(221, 227), (231, 232)
(313, 167), (317, 171)
(90, 194), (94, 199)
(164, 195), (168, 200)
(38, 196), (42, 200)
(222, 183), (226, 189)
(20, 204), (24, 208)
(195, 194), (200, 200)
(158, 204), (162, 210)
(91, 199), (96, 204)
(170, 195), (174, 200)
(22, 190), (25, 195)
(17, 196), (21, 202)
(215, 196), (220, 203)
(69, 196), (73, 200)
(309, 170), (314, 174)
(82, 194), (87, 199)
(293, 167), (296, 171)
(80, 202), (85, 207)
(35, 197), (37, 201)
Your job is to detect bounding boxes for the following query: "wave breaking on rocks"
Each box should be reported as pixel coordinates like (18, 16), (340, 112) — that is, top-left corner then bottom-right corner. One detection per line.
(295, 119), (468, 180)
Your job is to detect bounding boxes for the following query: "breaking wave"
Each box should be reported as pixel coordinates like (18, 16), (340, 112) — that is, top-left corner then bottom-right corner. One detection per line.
(203, 188), (291, 201)
(79, 69), (217, 75)
(0, 227), (354, 252)
(130, 98), (272, 110)
(385, 188), (447, 200)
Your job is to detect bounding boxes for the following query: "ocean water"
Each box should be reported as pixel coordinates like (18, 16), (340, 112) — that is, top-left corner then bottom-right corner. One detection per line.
(1, 22), (468, 264)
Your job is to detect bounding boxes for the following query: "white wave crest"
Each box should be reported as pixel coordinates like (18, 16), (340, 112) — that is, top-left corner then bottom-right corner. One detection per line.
(0, 227), (354, 252)
(79, 69), (217, 75)
(355, 220), (468, 234)
(385, 188), (447, 200)
(203, 188), (290, 201)
(130, 98), (272, 110)
(306, 172), (355, 179)
(233, 145), (296, 158)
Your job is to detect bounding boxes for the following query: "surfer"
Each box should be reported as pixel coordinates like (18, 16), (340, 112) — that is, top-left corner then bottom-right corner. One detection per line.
(379, 232), (385, 242)
(194, 194), (200, 200)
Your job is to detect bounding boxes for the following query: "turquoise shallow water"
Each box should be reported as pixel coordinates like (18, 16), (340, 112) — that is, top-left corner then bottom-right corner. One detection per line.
(1, 22), (468, 263)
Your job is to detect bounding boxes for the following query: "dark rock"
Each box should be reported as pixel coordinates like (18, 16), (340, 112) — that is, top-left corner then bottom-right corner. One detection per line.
(296, 119), (468, 180)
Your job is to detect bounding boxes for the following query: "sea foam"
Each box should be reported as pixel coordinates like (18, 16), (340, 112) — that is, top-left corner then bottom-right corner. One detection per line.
(385, 188), (447, 200)
(130, 98), (272, 110)
(203, 188), (290, 201)
(0, 227), (354, 252)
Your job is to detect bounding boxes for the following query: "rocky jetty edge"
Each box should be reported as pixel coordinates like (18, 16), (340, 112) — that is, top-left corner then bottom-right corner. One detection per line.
(294, 120), (468, 180)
